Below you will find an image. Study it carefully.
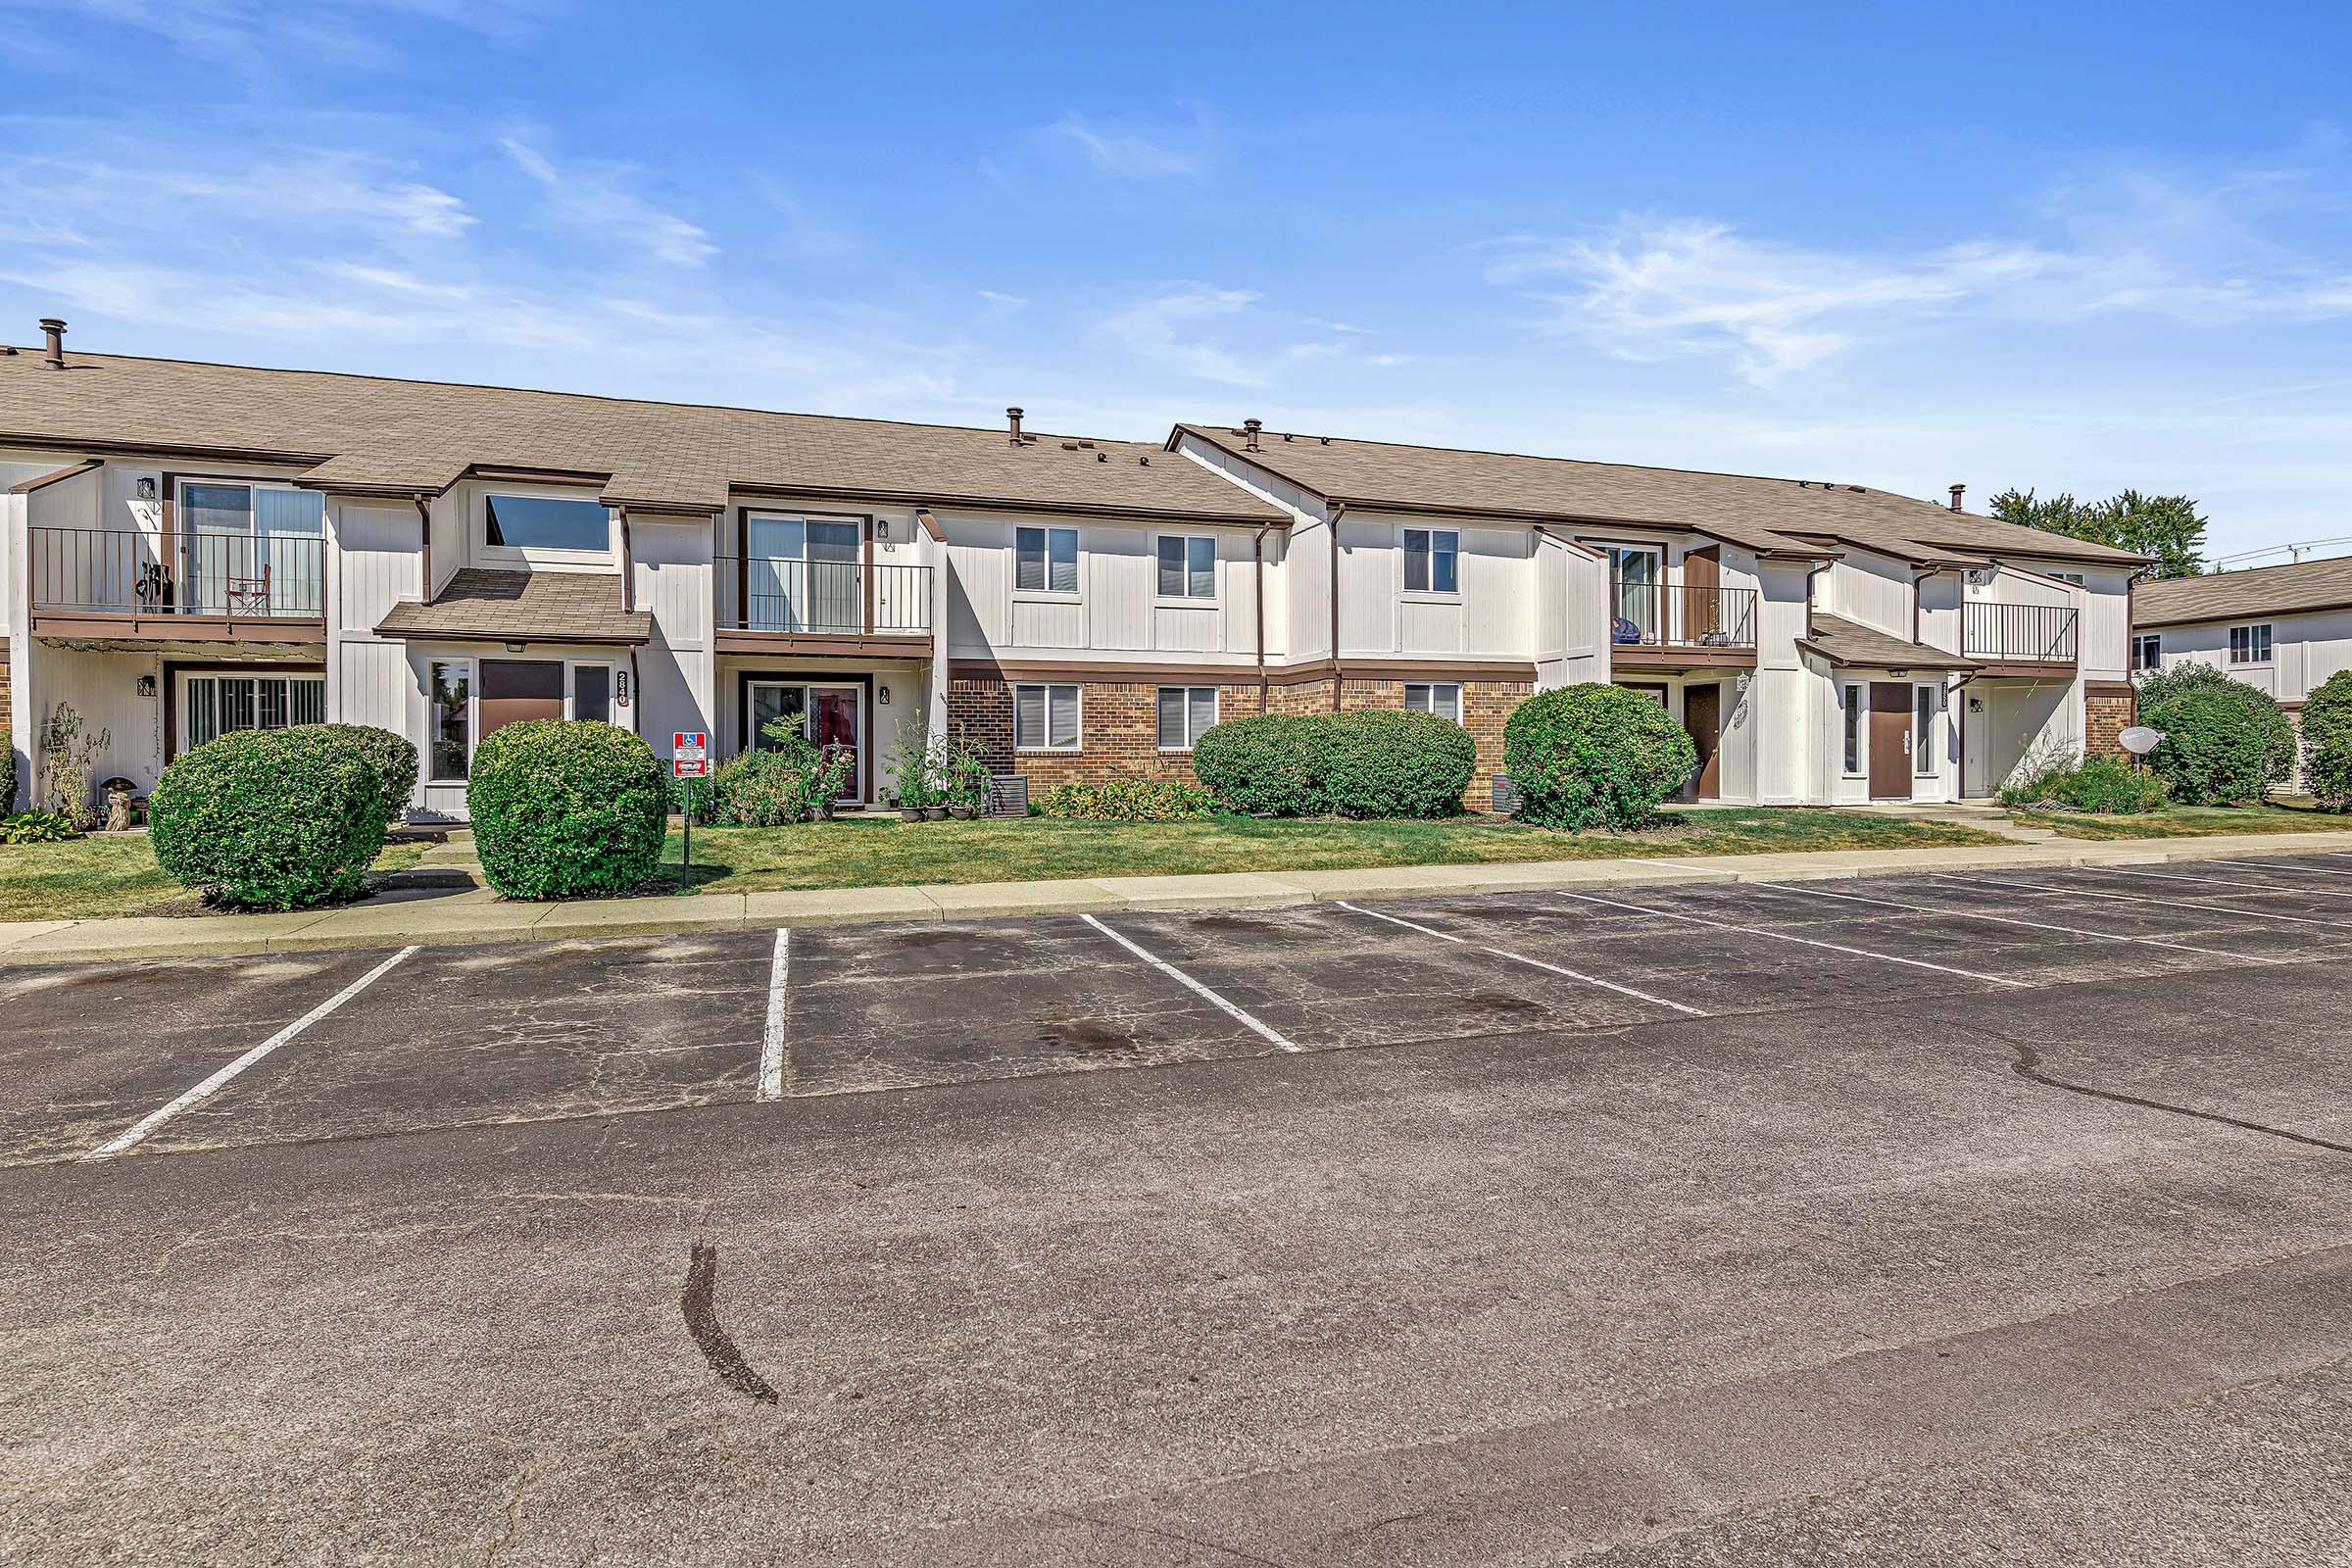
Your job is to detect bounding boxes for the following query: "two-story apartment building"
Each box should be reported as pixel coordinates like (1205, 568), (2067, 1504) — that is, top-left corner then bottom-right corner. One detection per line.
(0, 321), (2146, 816)
(2132, 558), (2352, 760)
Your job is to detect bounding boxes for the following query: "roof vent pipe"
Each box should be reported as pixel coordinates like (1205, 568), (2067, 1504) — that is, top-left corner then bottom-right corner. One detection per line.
(39, 318), (65, 369)
(1005, 407), (1025, 446)
(1244, 417), (1262, 453)
(1948, 483), (1965, 514)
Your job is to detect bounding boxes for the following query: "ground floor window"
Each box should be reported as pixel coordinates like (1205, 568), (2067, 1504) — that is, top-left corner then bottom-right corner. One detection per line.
(1914, 684), (1940, 776)
(1842, 683), (1864, 775)
(1156, 686), (1217, 750)
(1015, 683), (1081, 751)
(1404, 682), (1463, 723)
(428, 661), (473, 782)
(573, 663), (612, 723)
(182, 672), (324, 751)
(2132, 632), (2161, 672)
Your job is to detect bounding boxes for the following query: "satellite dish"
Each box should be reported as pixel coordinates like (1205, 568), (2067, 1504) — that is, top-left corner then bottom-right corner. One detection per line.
(2118, 726), (2164, 756)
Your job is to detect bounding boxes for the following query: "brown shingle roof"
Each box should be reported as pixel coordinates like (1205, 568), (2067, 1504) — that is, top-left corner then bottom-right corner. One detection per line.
(2134, 559), (2352, 628)
(0, 346), (1286, 524)
(1174, 423), (2150, 568)
(375, 568), (652, 645)
(1797, 612), (1978, 671)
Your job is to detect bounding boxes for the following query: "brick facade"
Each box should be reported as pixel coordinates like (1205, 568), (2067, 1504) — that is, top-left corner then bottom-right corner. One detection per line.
(2083, 683), (2136, 760)
(947, 672), (1532, 808)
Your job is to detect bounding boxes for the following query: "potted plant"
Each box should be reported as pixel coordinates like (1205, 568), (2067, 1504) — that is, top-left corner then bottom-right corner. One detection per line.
(943, 727), (990, 819)
(889, 717), (935, 821)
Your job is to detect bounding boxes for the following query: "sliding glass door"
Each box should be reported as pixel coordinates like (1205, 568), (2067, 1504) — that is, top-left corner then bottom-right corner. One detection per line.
(180, 483), (323, 614)
(746, 514), (860, 632)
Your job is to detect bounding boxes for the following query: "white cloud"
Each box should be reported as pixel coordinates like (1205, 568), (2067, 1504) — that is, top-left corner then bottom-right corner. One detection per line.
(1098, 285), (1268, 385)
(500, 135), (715, 269)
(1045, 113), (1206, 180)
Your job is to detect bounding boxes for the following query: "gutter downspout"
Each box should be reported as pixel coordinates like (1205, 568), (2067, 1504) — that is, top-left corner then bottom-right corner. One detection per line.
(412, 495), (434, 601)
(1252, 523), (1272, 712)
(1802, 558), (1834, 638)
(1327, 502), (1348, 711)
(1909, 564), (1938, 647)
(616, 507), (634, 613)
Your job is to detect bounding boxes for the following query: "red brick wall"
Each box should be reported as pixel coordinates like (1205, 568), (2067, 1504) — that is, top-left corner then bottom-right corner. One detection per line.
(948, 673), (1531, 808)
(2084, 684), (2135, 760)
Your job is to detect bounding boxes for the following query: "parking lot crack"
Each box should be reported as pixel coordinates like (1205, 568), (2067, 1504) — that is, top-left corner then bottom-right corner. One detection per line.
(681, 1240), (782, 1404)
(1050, 1508), (1298, 1566)
(1987, 1031), (2352, 1156)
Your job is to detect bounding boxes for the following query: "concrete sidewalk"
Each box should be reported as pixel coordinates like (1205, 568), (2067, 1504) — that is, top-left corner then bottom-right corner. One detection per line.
(11, 828), (2352, 964)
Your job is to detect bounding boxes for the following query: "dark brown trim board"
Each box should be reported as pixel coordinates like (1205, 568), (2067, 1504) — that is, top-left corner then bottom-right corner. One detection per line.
(32, 613), (327, 643)
(1611, 645), (1760, 670)
(6, 458), (102, 495)
(946, 657), (1539, 686)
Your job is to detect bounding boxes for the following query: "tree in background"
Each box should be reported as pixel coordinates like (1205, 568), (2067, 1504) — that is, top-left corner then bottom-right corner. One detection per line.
(1988, 488), (2208, 579)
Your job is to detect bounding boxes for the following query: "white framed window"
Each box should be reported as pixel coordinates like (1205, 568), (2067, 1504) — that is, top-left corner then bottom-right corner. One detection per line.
(2132, 632), (2162, 671)
(180, 671), (325, 752)
(1404, 682), (1463, 722)
(2230, 623), (2273, 664)
(478, 490), (614, 564)
(1842, 682), (1864, 775)
(1608, 544), (1664, 642)
(1156, 686), (1218, 750)
(1015, 525), (1079, 595)
(1403, 527), (1460, 595)
(2050, 570), (2086, 586)
(176, 479), (325, 614)
(1914, 684), (1939, 777)
(1155, 535), (1217, 600)
(569, 662), (613, 724)
(1014, 683), (1081, 751)
(428, 659), (475, 782)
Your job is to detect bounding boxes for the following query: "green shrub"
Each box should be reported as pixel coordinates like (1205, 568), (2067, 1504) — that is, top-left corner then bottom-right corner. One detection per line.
(1320, 710), (1476, 818)
(469, 720), (668, 899)
(0, 727), (16, 811)
(1035, 776), (1220, 820)
(2300, 670), (2352, 768)
(0, 810), (77, 844)
(1191, 714), (1330, 815)
(150, 729), (386, 909)
(2049, 756), (2168, 813)
(2137, 663), (2294, 799)
(2309, 731), (2352, 812)
(308, 724), (417, 826)
(1502, 683), (1697, 831)
(2139, 671), (2293, 806)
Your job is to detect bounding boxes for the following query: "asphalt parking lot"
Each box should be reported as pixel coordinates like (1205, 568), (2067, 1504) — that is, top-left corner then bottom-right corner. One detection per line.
(5, 856), (2351, 1563)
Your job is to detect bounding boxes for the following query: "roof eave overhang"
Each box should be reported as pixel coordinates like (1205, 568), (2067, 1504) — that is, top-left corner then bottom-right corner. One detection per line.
(372, 622), (652, 647)
(727, 479), (1285, 528)
(1796, 636), (1979, 672)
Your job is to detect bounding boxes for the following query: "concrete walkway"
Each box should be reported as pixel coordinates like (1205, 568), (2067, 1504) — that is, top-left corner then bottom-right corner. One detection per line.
(12, 827), (2352, 963)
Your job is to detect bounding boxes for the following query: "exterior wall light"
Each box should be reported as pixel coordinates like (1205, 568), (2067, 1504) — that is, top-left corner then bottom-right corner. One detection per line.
(135, 674), (157, 698)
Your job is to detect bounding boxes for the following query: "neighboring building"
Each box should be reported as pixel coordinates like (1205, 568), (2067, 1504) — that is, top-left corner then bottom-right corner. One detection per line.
(0, 321), (2148, 816)
(2133, 557), (2352, 778)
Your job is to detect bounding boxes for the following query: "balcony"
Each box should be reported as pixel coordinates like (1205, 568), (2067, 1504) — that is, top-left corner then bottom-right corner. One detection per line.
(714, 558), (932, 656)
(1964, 601), (2078, 669)
(1609, 578), (1759, 667)
(28, 527), (325, 642)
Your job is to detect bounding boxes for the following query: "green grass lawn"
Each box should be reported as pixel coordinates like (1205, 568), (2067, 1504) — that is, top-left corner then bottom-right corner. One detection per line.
(2010, 800), (2352, 841)
(657, 808), (2012, 895)
(0, 837), (427, 921)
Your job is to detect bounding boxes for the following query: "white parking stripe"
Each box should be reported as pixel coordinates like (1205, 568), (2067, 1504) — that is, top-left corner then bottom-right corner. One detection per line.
(1756, 881), (2293, 965)
(2085, 864), (2352, 900)
(1336, 901), (1709, 1016)
(2213, 858), (2352, 880)
(83, 946), (419, 1161)
(1934, 873), (2352, 930)
(1554, 891), (2033, 988)
(759, 927), (790, 1102)
(1079, 913), (1302, 1054)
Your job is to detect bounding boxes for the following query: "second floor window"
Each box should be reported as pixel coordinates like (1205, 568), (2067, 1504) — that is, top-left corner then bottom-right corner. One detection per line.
(1403, 527), (1459, 594)
(2230, 623), (2273, 664)
(1016, 526), (1079, 593)
(2132, 633), (2161, 671)
(484, 494), (611, 553)
(1156, 535), (1216, 599)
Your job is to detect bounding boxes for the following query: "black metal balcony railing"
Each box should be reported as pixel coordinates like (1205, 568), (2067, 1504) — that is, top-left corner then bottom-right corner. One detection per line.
(714, 558), (931, 636)
(1609, 579), (1759, 650)
(1965, 601), (2079, 663)
(30, 527), (325, 617)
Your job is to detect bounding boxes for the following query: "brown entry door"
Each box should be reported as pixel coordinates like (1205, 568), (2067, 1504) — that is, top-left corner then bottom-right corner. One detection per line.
(479, 660), (566, 739)
(1868, 682), (1914, 800)
(1685, 684), (1722, 799)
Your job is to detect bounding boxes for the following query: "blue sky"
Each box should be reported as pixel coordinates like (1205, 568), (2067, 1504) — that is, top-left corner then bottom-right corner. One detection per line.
(5, 2), (2350, 561)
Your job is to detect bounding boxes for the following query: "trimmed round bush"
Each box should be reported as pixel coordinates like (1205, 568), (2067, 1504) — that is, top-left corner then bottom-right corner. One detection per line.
(2136, 663), (2294, 800)
(289, 724), (417, 827)
(151, 729), (386, 909)
(468, 719), (668, 899)
(2140, 688), (2277, 805)
(2300, 669), (2352, 760)
(1502, 683), (1696, 831)
(1192, 714), (1334, 816)
(2309, 731), (2352, 812)
(1322, 710), (1475, 817)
